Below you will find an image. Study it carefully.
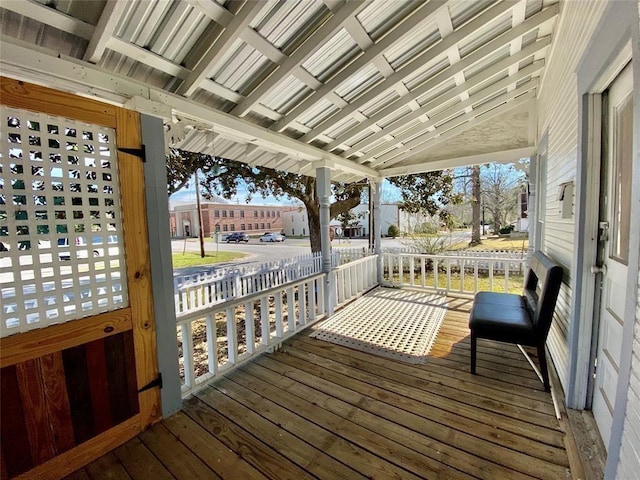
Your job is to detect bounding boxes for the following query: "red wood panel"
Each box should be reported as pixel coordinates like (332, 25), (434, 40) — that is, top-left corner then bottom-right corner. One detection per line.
(1, 366), (33, 476)
(40, 352), (76, 454)
(15, 359), (56, 465)
(123, 330), (140, 417)
(104, 333), (136, 424)
(62, 345), (96, 444)
(85, 339), (113, 434)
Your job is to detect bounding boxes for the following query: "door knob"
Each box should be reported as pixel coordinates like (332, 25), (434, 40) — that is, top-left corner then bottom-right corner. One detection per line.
(591, 264), (607, 275)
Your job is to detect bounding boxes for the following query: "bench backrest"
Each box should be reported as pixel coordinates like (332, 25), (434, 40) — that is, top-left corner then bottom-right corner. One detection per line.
(523, 251), (563, 340)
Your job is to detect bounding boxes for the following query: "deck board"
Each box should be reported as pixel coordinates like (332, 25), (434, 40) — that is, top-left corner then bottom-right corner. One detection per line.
(66, 293), (573, 480)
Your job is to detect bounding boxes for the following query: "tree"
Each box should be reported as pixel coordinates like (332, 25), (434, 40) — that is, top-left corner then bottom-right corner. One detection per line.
(168, 150), (460, 252)
(470, 165), (482, 246)
(481, 163), (525, 232)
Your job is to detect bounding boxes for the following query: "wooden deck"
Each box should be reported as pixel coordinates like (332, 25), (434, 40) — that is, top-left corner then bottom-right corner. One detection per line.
(66, 295), (574, 480)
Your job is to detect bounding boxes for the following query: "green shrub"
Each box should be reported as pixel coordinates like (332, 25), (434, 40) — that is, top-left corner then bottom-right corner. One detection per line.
(387, 224), (400, 238)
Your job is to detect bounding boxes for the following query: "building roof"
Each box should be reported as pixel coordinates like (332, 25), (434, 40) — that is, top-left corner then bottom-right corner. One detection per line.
(1, 0), (558, 182)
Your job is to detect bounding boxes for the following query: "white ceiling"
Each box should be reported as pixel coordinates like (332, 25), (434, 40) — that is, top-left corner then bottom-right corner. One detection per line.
(0, 0), (558, 182)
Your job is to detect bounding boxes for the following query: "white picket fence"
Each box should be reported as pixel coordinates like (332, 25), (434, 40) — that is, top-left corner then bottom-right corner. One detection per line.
(175, 249), (527, 397)
(382, 252), (527, 294)
(174, 252), (324, 316)
(177, 273), (327, 397)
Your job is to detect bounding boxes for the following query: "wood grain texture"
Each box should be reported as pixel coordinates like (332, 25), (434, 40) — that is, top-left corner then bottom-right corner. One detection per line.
(14, 416), (141, 480)
(0, 308), (132, 368)
(104, 333), (133, 425)
(62, 345), (95, 444)
(40, 352), (76, 454)
(1, 366), (33, 476)
(116, 107), (161, 430)
(0, 77), (117, 128)
(85, 338), (113, 434)
(112, 437), (175, 480)
(69, 295), (578, 480)
(16, 359), (56, 465)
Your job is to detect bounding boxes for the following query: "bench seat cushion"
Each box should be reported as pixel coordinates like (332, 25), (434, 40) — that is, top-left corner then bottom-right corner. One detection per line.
(470, 300), (534, 345)
(473, 291), (526, 308)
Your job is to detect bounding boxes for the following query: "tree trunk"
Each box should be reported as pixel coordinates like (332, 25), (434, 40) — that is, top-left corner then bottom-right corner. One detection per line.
(307, 203), (322, 253)
(470, 165), (482, 246)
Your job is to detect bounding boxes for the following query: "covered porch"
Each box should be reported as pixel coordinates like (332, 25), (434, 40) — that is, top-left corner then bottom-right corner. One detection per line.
(66, 294), (577, 480)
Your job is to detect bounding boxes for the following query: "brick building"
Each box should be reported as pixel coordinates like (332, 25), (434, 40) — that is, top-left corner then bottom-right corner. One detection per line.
(171, 201), (297, 238)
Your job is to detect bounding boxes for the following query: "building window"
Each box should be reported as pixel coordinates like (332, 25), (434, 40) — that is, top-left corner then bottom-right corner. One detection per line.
(292, 229), (295, 235)
(267, 223), (271, 229)
(214, 210), (220, 218)
(223, 224), (228, 231)
(247, 224), (252, 230)
(261, 223), (265, 229)
(254, 210), (258, 218)
(240, 223), (245, 230)
(230, 224), (235, 231)
(260, 211), (265, 218)
(222, 210), (227, 217)
(277, 212), (281, 217)
(303, 228), (306, 235)
(255, 223), (259, 229)
(230, 210), (235, 218)
(240, 211), (245, 218)
(267, 211), (270, 218)
(272, 210), (276, 218)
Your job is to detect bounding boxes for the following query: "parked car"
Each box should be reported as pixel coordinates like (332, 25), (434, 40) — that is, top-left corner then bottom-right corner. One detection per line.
(226, 232), (249, 243)
(259, 232), (285, 242)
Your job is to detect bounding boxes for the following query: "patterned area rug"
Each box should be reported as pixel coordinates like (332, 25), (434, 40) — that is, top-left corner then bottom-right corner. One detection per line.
(310, 287), (448, 364)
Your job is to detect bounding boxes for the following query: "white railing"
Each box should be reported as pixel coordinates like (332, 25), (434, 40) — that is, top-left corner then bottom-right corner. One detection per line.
(382, 252), (526, 295)
(177, 273), (327, 397)
(174, 252), (323, 316)
(175, 249), (528, 397)
(332, 255), (378, 307)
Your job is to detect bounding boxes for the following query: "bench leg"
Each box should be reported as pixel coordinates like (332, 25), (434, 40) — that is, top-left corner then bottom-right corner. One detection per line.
(470, 330), (477, 374)
(537, 344), (550, 392)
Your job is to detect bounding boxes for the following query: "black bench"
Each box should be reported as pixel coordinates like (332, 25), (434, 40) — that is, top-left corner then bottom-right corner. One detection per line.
(469, 251), (563, 391)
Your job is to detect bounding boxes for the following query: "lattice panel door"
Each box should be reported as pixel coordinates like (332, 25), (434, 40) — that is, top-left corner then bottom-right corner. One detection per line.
(1, 106), (128, 337)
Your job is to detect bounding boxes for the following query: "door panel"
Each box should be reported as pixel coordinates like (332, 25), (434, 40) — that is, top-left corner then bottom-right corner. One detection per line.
(592, 62), (632, 449)
(0, 78), (160, 479)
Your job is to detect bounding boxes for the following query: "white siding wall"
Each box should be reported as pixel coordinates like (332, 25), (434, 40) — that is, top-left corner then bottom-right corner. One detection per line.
(616, 267), (640, 478)
(536, 0), (609, 389)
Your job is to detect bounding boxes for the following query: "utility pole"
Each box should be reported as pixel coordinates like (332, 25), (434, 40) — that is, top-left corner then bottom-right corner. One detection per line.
(194, 168), (205, 258)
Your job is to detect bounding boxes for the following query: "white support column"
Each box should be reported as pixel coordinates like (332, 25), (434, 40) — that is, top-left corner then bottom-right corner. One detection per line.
(316, 166), (335, 315)
(372, 180), (383, 284)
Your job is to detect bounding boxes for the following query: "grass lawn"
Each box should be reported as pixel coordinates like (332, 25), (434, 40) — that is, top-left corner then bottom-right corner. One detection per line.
(392, 271), (525, 294)
(172, 251), (247, 269)
(446, 235), (529, 252)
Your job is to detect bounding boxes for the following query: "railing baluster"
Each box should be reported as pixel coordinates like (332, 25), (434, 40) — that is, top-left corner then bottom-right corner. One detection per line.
(409, 257), (415, 286)
(489, 260), (494, 291)
(307, 281), (316, 321)
(316, 278), (325, 316)
(226, 306), (237, 365)
(205, 314), (217, 376)
(244, 300), (254, 354)
(446, 259), (452, 291)
(299, 284), (307, 326)
(274, 291), (283, 338)
(421, 257), (426, 287)
(183, 321), (195, 391)
(260, 297), (269, 345)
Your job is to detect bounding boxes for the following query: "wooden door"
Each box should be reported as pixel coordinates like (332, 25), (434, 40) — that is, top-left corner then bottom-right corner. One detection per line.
(0, 78), (161, 479)
(592, 63), (633, 449)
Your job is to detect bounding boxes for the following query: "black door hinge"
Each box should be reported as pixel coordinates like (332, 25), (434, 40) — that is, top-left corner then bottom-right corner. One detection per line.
(118, 144), (146, 162)
(139, 373), (162, 393)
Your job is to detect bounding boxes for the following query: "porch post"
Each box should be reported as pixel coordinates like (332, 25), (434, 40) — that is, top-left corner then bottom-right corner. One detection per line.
(141, 114), (182, 418)
(526, 154), (537, 256)
(316, 166), (335, 315)
(372, 179), (383, 284)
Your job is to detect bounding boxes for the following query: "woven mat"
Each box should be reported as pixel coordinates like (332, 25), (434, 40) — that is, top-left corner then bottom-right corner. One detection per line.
(310, 287), (447, 364)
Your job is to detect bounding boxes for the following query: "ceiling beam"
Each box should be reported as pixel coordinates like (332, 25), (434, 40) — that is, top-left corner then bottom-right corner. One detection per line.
(176, 1), (266, 97)
(83, 0), (129, 63)
(380, 146), (536, 177)
(106, 37), (191, 78)
(296, 0), (519, 144)
(372, 93), (536, 169)
(270, 0), (448, 132)
(184, 0), (234, 27)
(349, 50), (547, 161)
(2, 0), (95, 40)
(360, 75), (540, 164)
(326, 4), (557, 153)
(1, 36), (379, 179)
(230, 0), (369, 117)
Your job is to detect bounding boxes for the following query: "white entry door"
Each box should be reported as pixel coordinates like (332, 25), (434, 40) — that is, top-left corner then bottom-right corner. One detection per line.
(592, 62), (633, 449)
